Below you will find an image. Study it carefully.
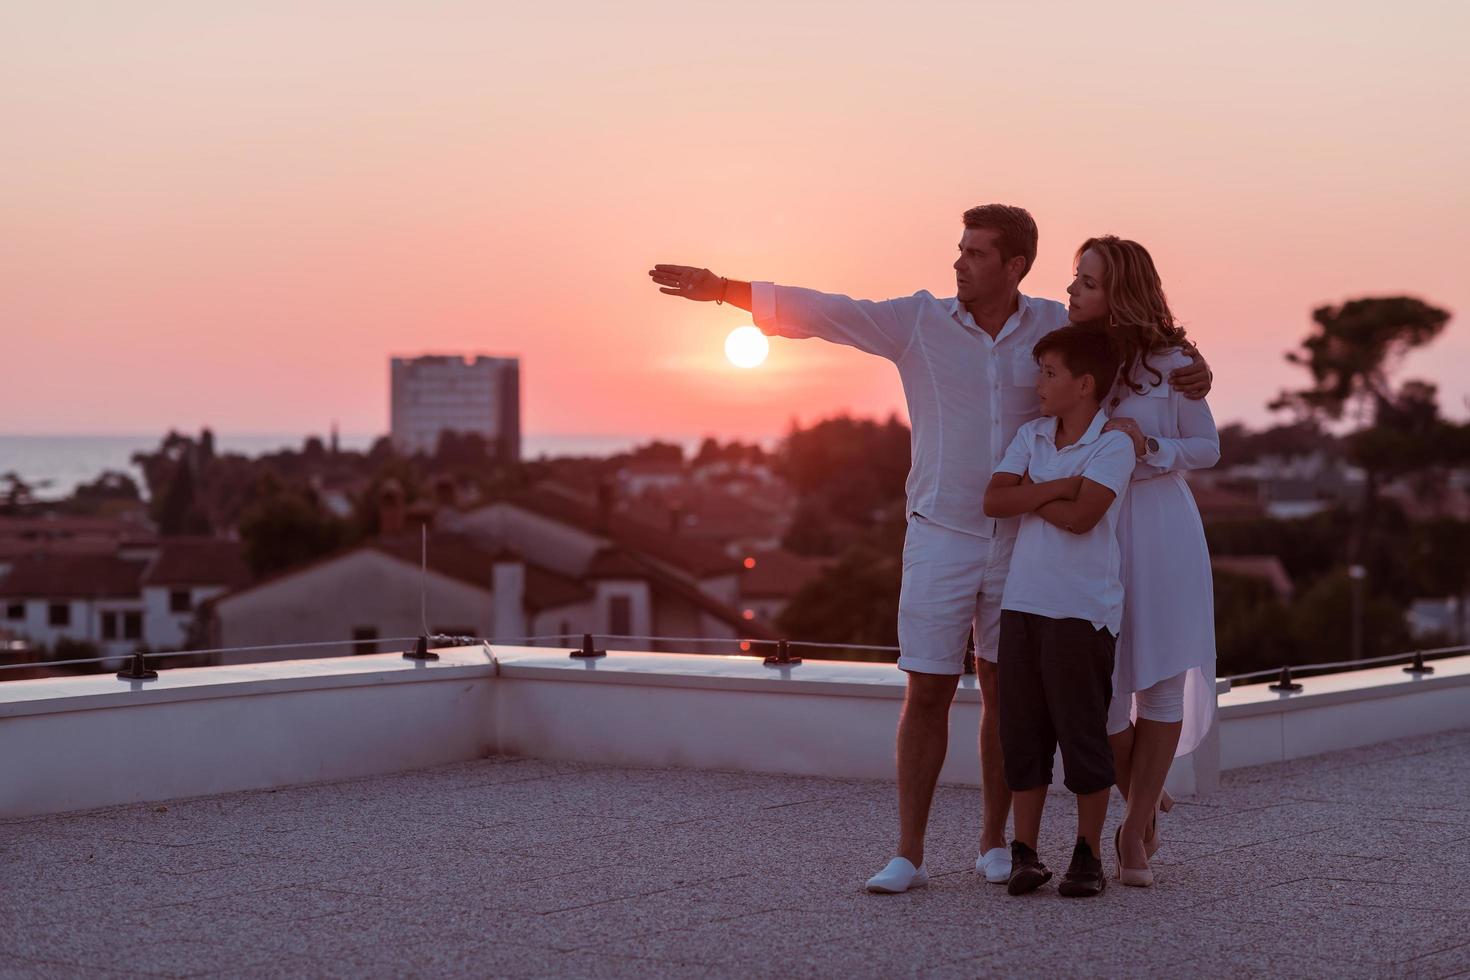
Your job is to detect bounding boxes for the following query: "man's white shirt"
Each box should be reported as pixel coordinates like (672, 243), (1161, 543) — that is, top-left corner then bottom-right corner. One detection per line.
(751, 284), (1068, 538)
(994, 411), (1136, 635)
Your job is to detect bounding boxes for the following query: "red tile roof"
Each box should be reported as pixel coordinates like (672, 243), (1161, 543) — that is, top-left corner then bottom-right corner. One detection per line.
(0, 515), (150, 537)
(210, 532), (588, 615)
(602, 548), (778, 640)
(584, 548), (649, 578)
(372, 533), (589, 612)
(618, 461), (685, 476)
(142, 538), (251, 590)
(0, 515), (157, 560)
(0, 554), (149, 599)
(1189, 484), (1265, 521)
(1212, 555), (1295, 600)
(739, 549), (833, 599)
(623, 494), (789, 545)
(498, 487), (738, 579)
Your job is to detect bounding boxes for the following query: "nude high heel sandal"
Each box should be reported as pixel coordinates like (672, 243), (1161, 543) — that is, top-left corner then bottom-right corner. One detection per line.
(1144, 811), (1162, 859)
(1144, 794), (1172, 858)
(1114, 827), (1155, 888)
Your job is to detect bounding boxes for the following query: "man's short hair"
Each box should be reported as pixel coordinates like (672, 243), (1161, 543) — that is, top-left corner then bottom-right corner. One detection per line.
(962, 204), (1039, 280)
(1032, 325), (1121, 401)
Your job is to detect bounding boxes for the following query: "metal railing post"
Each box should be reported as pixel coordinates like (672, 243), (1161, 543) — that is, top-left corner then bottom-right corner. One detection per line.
(116, 650), (158, 681)
(1268, 665), (1303, 693)
(763, 638), (801, 667)
(569, 633), (606, 659)
(1404, 651), (1435, 675)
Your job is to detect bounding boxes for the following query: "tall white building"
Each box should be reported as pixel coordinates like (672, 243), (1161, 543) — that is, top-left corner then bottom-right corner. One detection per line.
(390, 355), (521, 461)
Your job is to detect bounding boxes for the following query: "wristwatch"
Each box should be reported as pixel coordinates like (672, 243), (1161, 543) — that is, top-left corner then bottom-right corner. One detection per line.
(1144, 436), (1160, 457)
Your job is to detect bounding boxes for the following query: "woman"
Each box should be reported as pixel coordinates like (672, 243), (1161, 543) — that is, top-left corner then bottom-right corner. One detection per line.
(1066, 235), (1220, 886)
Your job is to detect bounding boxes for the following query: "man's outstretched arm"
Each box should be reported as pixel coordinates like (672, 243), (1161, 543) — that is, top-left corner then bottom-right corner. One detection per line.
(648, 266), (752, 311)
(647, 263), (916, 362)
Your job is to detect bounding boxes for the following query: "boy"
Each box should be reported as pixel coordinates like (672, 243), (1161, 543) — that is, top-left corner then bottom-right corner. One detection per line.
(981, 324), (1134, 897)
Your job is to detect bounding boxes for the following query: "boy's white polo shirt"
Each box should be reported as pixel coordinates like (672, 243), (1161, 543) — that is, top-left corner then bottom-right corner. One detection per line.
(995, 410), (1136, 635)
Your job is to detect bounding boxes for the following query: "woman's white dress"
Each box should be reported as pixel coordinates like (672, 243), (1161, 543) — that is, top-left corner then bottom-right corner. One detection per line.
(1106, 347), (1220, 757)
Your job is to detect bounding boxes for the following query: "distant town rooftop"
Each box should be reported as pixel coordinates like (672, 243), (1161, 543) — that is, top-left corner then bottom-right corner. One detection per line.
(390, 354), (520, 366)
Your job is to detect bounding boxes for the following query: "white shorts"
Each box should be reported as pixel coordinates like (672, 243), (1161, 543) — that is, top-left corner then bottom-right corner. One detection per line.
(896, 514), (1015, 675)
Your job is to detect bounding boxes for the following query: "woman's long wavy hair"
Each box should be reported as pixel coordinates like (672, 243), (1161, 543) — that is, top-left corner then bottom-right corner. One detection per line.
(1074, 235), (1190, 397)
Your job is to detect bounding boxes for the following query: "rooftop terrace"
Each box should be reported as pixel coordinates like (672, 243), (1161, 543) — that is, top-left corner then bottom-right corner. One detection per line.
(4, 727), (1469, 978)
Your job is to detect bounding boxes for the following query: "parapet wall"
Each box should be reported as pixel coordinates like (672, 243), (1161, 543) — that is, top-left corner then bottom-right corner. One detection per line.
(3, 645), (1467, 819)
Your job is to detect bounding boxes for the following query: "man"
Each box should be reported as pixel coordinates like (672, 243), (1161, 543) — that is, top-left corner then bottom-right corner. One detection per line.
(647, 205), (1209, 892)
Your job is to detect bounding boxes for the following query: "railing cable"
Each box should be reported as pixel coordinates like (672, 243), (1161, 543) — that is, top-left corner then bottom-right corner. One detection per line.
(1226, 642), (1470, 684)
(0, 635), (422, 672)
(7, 633), (1466, 678)
(569, 634), (900, 652)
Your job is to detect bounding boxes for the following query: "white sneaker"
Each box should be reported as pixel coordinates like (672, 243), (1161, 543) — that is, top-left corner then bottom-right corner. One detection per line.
(865, 856), (928, 893)
(975, 846), (1011, 884)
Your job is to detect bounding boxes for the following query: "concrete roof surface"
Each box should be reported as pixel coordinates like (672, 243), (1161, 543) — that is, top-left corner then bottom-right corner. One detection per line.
(3, 728), (1469, 978)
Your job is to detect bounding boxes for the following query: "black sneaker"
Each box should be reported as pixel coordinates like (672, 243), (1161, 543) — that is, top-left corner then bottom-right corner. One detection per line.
(1006, 840), (1052, 896)
(1058, 837), (1107, 897)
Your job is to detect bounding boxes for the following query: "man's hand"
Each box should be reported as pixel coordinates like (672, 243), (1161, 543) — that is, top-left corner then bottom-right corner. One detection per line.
(1168, 342), (1212, 400)
(648, 265), (725, 302)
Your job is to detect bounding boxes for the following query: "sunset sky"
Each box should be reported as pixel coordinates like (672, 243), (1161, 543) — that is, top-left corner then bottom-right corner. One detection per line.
(4, 1), (1467, 443)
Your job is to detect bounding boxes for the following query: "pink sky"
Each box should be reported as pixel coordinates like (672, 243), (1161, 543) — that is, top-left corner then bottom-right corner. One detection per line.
(4, 1), (1467, 443)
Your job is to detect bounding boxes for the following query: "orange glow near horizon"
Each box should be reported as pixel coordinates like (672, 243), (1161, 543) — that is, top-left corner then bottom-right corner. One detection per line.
(3, 2), (1468, 443)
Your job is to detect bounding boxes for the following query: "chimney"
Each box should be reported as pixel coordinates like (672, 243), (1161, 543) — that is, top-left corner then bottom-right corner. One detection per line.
(378, 480), (406, 536)
(433, 475), (458, 509)
(595, 480), (615, 532)
(492, 553), (526, 641)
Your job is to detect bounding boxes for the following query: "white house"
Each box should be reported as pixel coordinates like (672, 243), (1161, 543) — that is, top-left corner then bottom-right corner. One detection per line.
(1, 554), (149, 660)
(736, 549), (833, 624)
(443, 484), (773, 649)
(0, 538), (249, 662)
(615, 461), (686, 497)
(140, 538), (252, 651)
(206, 533), (594, 663)
(207, 491), (775, 663)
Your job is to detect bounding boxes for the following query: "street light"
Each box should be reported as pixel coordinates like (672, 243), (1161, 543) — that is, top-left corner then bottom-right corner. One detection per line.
(1348, 564), (1367, 660)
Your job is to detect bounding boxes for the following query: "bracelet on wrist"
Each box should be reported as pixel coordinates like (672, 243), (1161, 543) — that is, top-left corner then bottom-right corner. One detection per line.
(716, 277), (728, 305)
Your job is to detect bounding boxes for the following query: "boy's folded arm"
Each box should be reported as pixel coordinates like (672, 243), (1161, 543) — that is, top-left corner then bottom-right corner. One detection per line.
(1033, 499), (1072, 530)
(983, 472), (1079, 518)
(1030, 478), (1117, 534)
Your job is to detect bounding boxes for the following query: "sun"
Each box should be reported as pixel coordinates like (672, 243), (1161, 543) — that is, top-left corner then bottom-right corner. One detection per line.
(724, 326), (769, 369)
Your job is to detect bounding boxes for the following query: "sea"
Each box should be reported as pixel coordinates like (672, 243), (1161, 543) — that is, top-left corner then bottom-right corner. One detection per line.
(0, 433), (701, 501)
